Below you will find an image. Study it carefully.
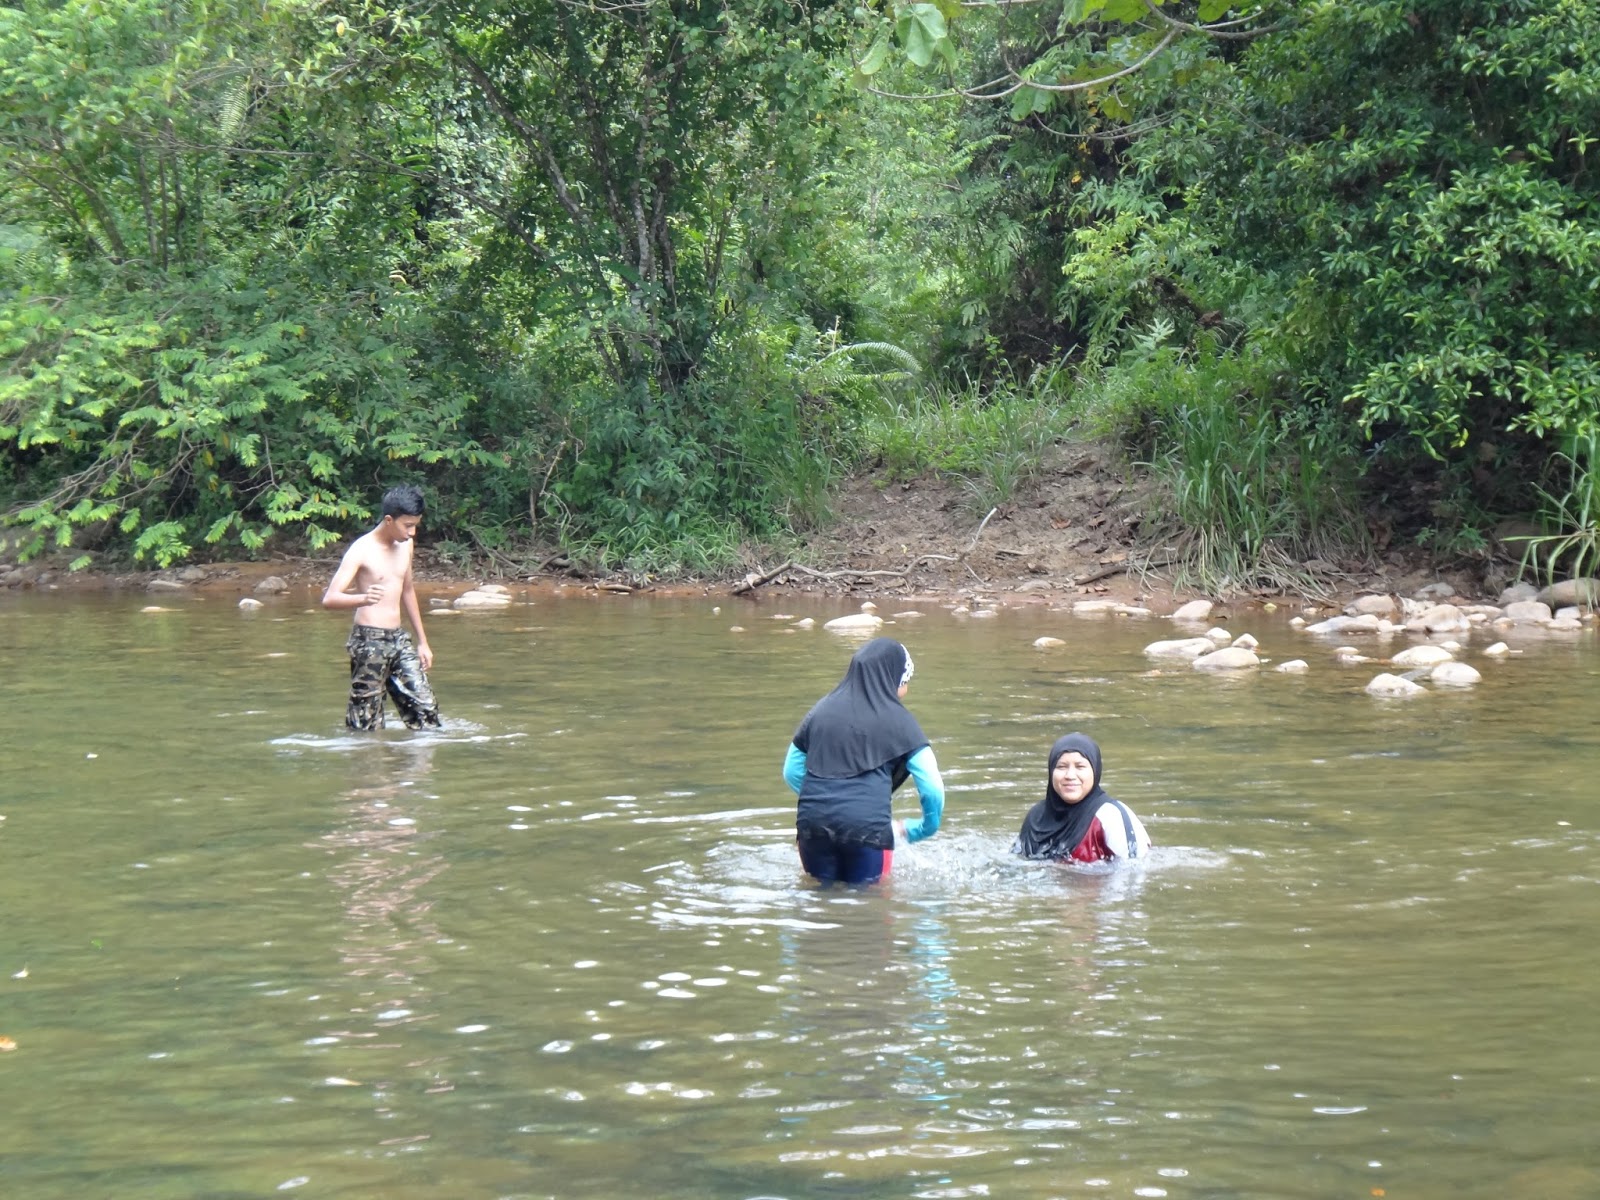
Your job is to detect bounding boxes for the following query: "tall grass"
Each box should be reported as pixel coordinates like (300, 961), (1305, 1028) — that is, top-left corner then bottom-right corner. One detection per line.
(1079, 334), (1369, 596)
(1513, 431), (1600, 584)
(853, 364), (1078, 511)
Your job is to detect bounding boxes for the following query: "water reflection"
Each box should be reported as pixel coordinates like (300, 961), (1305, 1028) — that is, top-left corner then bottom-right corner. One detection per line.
(312, 740), (453, 1111)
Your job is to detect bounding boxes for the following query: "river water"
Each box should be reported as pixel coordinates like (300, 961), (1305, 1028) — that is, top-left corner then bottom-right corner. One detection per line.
(2, 587), (1597, 1199)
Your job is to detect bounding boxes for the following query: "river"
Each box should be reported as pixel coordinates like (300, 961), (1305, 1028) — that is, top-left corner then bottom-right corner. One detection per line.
(2, 587), (1597, 1199)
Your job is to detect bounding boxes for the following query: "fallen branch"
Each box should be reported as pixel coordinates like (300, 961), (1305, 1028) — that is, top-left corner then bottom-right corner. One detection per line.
(784, 554), (959, 586)
(966, 506), (999, 555)
(731, 559), (794, 596)
(1072, 561), (1129, 586)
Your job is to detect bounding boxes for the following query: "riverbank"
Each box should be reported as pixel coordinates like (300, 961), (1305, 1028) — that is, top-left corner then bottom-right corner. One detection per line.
(0, 443), (1537, 615)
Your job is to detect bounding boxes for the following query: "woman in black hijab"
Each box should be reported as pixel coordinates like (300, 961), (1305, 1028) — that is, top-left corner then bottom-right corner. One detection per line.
(1012, 733), (1149, 864)
(782, 637), (946, 885)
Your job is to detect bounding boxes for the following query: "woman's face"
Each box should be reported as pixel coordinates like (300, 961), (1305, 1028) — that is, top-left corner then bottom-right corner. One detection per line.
(1051, 751), (1096, 804)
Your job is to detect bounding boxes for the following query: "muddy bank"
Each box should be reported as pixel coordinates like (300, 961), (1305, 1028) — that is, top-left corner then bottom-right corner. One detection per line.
(0, 446), (1530, 616)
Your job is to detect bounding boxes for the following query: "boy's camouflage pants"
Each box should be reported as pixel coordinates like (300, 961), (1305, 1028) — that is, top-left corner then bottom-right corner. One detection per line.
(345, 626), (441, 731)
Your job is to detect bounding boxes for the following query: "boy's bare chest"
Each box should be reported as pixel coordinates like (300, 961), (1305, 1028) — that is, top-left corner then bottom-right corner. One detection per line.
(360, 541), (410, 580)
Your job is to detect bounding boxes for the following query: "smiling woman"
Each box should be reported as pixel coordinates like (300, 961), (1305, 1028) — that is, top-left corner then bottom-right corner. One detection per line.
(1011, 732), (1151, 864)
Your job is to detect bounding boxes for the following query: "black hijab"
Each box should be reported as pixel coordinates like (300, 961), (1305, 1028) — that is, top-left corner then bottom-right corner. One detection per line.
(1013, 733), (1115, 859)
(792, 637), (927, 778)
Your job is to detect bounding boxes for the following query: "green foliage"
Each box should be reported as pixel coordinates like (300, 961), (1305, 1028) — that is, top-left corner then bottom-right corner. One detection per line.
(0, 0), (488, 565)
(1080, 335), (1368, 594)
(1514, 432), (1600, 583)
(855, 361), (1078, 511)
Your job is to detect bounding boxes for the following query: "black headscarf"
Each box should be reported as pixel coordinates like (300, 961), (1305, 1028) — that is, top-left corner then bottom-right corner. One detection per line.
(1013, 733), (1115, 859)
(792, 637), (927, 778)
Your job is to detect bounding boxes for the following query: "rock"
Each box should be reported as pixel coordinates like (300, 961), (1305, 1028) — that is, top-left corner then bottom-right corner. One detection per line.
(1431, 661), (1482, 687)
(1112, 605), (1153, 618)
(1502, 600), (1553, 624)
(1483, 641), (1510, 656)
(892, 611), (924, 619)
(254, 575), (290, 595)
(1231, 633), (1259, 651)
(1498, 581), (1540, 605)
(1071, 600), (1118, 615)
(823, 613), (883, 631)
(1289, 616), (1307, 629)
(454, 589), (513, 609)
(1143, 637), (1217, 660)
(794, 618), (815, 629)
(477, 583), (511, 595)
(1404, 604), (1469, 634)
(238, 597), (264, 610)
(970, 609), (999, 619)
(1275, 659), (1309, 673)
(1, 567), (29, 586)
(176, 565), (207, 583)
(1347, 593), (1397, 617)
(1305, 614), (1381, 635)
(146, 578), (187, 593)
(729, 625), (746, 633)
(1390, 645), (1454, 668)
(1537, 578), (1600, 609)
(1034, 636), (1066, 649)
(860, 601), (878, 612)
(1170, 599), (1214, 622)
(1366, 672), (1426, 697)
(1335, 646), (1373, 663)
(1549, 617), (1584, 631)
(1204, 627), (1233, 643)
(1555, 606), (1581, 622)
(1416, 581), (1457, 599)
(1192, 646), (1261, 671)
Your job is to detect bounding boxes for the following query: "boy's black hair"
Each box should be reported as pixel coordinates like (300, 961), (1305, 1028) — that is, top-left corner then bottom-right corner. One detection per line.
(380, 484), (426, 519)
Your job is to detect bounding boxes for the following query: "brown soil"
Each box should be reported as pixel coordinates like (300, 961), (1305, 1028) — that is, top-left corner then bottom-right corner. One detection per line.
(0, 441), (1513, 612)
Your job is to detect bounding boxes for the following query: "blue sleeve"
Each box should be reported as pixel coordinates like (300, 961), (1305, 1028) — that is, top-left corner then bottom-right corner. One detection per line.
(782, 743), (807, 795)
(900, 746), (945, 843)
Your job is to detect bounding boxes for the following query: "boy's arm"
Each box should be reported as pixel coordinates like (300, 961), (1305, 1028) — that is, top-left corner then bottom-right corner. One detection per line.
(321, 545), (383, 610)
(401, 563), (432, 670)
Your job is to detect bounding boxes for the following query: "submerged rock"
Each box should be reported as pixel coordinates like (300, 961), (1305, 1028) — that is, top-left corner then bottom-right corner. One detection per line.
(1498, 581), (1539, 605)
(1192, 646), (1261, 670)
(1503, 600), (1553, 625)
(1305, 614), (1381, 635)
(823, 613), (883, 631)
(454, 589), (513, 609)
(1430, 661), (1483, 687)
(1390, 645), (1454, 668)
(238, 597), (264, 610)
(1404, 603), (1469, 634)
(1366, 672), (1426, 697)
(1275, 659), (1309, 674)
(1071, 600), (1119, 615)
(1034, 636), (1066, 649)
(1537, 578), (1600, 609)
(1347, 593), (1397, 617)
(1143, 637), (1216, 660)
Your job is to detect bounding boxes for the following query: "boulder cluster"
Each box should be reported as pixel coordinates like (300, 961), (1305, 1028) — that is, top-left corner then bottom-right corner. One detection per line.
(1042, 579), (1596, 698)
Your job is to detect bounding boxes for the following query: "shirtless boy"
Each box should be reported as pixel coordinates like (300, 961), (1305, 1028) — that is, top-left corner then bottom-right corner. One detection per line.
(321, 484), (441, 730)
